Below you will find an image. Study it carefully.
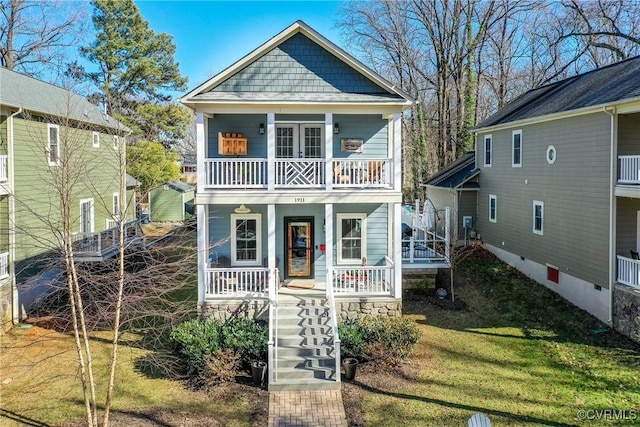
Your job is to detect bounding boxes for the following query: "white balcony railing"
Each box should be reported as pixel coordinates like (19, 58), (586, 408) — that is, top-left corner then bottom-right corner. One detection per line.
(202, 158), (392, 189)
(618, 155), (640, 184)
(204, 267), (271, 298)
(0, 155), (7, 182)
(618, 255), (640, 289)
(0, 251), (8, 279)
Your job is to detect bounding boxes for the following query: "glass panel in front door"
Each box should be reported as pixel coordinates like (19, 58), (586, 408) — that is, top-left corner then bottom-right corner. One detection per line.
(287, 221), (311, 277)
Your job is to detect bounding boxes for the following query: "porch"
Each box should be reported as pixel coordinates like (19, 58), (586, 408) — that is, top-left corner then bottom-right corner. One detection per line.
(72, 220), (140, 261)
(201, 158), (393, 190)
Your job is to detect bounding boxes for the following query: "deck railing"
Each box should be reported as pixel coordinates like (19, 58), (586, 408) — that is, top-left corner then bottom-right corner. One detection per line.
(204, 267), (271, 297)
(203, 158), (267, 188)
(275, 159), (325, 188)
(332, 259), (393, 295)
(618, 155), (640, 184)
(72, 220), (138, 256)
(332, 159), (391, 188)
(0, 251), (8, 279)
(0, 155), (7, 182)
(618, 255), (640, 289)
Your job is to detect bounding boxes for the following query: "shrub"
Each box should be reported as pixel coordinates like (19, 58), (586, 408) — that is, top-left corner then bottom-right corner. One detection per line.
(170, 319), (222, 375)
(221, 317), (268, 364)
(338, 319), (367, 359)
(198, 349), (240, 389)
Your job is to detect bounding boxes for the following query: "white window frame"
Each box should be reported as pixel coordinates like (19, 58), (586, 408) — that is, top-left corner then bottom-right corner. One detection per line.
(546, 145), (557, 164)
(113, 135), (119, 149)
(483, 134), (492, 167)
(533, 201), (544, 235)
(47, 124), (60, 166)
(92, 131), (100, 148)
(112, 192), (120, 218)
(79, 198), (95, 234)
(512, 130), (522, 167)
(489, 194), (497, 223)
(230, 213), (262, 266)
(336, 213), (367, 265)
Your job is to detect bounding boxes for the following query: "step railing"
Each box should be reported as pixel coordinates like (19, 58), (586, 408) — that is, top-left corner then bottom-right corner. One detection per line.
(618, 155), (640, 184)
(326, 280), (341, 383)
(618, 255), (640, 289)
(268, 267), (279, 385)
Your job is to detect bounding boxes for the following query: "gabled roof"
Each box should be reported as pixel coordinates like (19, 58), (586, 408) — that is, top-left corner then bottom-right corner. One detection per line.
(154, 180), (194, 193)
(476, 56), (640, 129)
(0, 67), (128, 131)
(181, 20), (414, 107)
(424, 151), (479, 189)
(126, 174), (141, 188)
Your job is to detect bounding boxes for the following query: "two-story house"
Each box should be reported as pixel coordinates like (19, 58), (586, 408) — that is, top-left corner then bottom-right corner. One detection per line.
(180, 21), (450, 389)
(444, 57), (640, 341)
(0, 68), (137, 331)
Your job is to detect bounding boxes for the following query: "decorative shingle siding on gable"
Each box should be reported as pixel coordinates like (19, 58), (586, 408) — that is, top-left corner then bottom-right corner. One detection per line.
(211, 33), (387, 94)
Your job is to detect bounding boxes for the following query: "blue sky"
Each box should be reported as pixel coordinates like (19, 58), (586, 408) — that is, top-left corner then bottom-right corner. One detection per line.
(135, 0), (345, 97)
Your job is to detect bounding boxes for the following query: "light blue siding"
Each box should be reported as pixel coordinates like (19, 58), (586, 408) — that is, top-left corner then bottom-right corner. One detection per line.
(208, 114), (267, 158)
(333, 115), (387, 159)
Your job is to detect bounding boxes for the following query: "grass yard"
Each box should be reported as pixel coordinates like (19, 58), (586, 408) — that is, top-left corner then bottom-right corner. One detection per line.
(357, 250), (640, 426)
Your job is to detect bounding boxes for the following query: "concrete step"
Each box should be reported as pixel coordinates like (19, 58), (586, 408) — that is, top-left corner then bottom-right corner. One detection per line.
(274, 363), (336, 380)
(268, 377), (340, 391)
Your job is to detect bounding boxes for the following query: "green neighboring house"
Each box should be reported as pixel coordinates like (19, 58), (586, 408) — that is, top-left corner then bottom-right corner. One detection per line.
(149, 180), (194, 222)
(0, 67), (136, 331)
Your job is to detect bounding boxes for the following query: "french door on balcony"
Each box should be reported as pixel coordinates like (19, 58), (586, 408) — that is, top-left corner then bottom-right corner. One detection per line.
(285, 217), (314, 279)
(276, 124), (323, 159)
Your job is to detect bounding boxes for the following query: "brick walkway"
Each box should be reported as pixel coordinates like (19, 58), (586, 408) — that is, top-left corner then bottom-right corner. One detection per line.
(268, 389), (348, 427)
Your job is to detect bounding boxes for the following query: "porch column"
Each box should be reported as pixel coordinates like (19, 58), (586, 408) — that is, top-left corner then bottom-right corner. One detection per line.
(325, 113), (333, 191)
(196, 113), (206, 188)
(267, 113), (275, 191)
(393, 202), (402, 299)
(268, 203), (276, 281)
(325, 203), (333, 298)
(392, 113), (402, 193)
(197, 204), (208, 305)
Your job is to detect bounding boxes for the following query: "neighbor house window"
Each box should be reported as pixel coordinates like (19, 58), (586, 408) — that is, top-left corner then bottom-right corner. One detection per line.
(113, 135), (119, 149)
(47, 124), (60, 166)
(533, 201), (544, 235)
(512, 130), (522, 167)
(92, 131), (100, 148)
(231, 213), (261, 265)
(337, 213), (367, 264)
(489, 195), (497, 223)
(546, 145), (557, 164)
(79, 198), (94, 234)
(112, 192), (120, 218)
(484, 134), (492, 167)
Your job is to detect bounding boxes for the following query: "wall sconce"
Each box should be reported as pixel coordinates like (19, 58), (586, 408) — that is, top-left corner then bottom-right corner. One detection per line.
(333, 123), (339, 134)
(323, 220), (326, 232)
(259, 123), (265, 134)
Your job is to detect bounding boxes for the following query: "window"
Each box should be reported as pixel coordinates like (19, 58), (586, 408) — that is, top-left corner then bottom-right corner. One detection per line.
(337, 213), (367, 264)
(92, 131), (100, 148)
(47, 124), (60, 166)
(231, 213), (261, 265)
(79, 198), (94, 234)
(512, 130), (522, 167)
(489, 195), (497, 223)
(113, 135), (119, 149)
(112, 192), (120, 218)
(533, 201), (544, 235)
(546, 145), (556, 164)
(484, 134), (492, 167)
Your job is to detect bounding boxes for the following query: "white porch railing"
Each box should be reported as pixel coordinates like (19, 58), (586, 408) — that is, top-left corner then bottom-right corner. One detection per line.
(275, 159), (325, 188)
(618, 155), (640, 184)
(203, 158), (267, 188)
(0, 155), (7, 182)
(72, 220), (138, 256)
(332, 257), (393, 295)
(0, 251), (8, 279)
(618, 255), (640, 289)
(204, 267), (271, 297)
(332, 159), (391, 188)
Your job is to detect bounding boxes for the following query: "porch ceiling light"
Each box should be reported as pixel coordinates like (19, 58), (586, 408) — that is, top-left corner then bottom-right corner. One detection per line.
(234, 204), (251, 213)
(333, 123), (340, 134)
(259, 123), (265, 134)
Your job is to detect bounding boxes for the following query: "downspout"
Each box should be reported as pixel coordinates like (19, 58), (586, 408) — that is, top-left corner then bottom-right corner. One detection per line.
(603, 106), (616, 326)
(8, 107), (22, 324)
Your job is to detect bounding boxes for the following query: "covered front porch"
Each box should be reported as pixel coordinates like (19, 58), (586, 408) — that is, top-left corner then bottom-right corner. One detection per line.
(616, 196), (640, 289)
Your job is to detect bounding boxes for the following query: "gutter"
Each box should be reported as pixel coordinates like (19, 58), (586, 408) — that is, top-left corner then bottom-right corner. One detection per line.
(603, 106), (616, 326)
(7, 107), (21, 325)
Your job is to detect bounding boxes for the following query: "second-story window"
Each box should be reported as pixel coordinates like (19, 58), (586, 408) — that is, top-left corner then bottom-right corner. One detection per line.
(47, 124), (60, 166)
(93, 131), (100, 148)
(113, 135), (119, 149)
(484, 134), (492, 167)
(512, 130), (522, 167)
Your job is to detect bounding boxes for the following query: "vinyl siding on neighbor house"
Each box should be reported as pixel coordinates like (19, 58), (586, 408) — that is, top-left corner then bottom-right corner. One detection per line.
(618, 113), (640, 155)
(477, 112), (612, 288)
(150, 186), (193, 222)
(12, 117), (121, 265)
(617, 198), (640, 256)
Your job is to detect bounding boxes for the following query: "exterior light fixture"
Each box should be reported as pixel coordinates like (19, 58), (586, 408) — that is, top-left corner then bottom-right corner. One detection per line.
(234, 204), (251, 213)
(333, 123), (339, 134)
(259, 123), (265, 134)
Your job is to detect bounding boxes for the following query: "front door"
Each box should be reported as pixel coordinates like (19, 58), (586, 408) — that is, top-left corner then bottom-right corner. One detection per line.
(285, 217), (314, 278)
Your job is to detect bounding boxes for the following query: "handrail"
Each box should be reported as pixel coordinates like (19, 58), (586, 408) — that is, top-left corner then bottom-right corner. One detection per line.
(326, 274), (341, 383)
(267, 267), (279, 385)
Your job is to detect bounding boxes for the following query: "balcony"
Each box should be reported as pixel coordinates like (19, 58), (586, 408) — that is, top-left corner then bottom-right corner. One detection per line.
(202, 158), (393, 190)
(618, 255), (640, 289)
(619, 155), (640, 184)
(72, 220), (139, 261)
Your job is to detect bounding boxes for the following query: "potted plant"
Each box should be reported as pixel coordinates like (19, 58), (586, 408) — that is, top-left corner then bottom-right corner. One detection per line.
(342, 357), (359, 381)
(250, 360), (267, 386)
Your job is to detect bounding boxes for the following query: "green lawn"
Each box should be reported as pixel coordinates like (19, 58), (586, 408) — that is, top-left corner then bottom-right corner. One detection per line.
(362, 254), (640, 426)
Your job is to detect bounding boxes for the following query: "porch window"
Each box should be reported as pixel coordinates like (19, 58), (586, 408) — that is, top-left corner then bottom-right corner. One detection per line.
(47, 124), (60, 166)
(337, 213), (367, 265)
(489, 194), (497, 223)
(512, 130), (522, 167)
(533, 201), (544, 235)
(484, 134), (492, 167)
(231, 213), (261, 266)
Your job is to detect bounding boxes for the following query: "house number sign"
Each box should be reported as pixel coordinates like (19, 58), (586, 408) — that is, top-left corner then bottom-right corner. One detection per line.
(294, 197), (305, 203)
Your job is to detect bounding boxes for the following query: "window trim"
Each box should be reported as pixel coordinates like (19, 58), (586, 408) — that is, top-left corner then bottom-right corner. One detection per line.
(489, 194), (497, 223)
(230, 213), (262, 266)
(112, 192), (120, 218)
(483, 134), (492, 167)
(79, 198), (95, 234)
(546, 145), (557, 164)
(92, 131), (100, 148)
(512, 130), (522, 167)
(47, 124), (60, 166)
(533, 201), (544, 235)
(336, 213), (367, 265)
